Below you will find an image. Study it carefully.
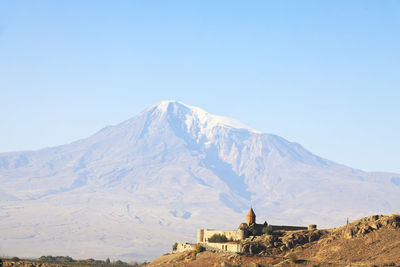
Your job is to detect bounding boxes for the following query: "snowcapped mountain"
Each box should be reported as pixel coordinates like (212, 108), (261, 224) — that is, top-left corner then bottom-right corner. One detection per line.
(0, 100), (399, 261)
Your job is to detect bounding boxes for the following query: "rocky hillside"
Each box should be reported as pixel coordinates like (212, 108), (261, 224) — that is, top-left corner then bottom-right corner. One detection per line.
(294, 214), (400, 266)
(151, 214), (400, 266)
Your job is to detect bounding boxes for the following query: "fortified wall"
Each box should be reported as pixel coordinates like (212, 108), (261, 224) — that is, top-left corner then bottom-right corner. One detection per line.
(203, 242), (242, 253)
(270, 225), (307, 231)
(197, 229), (245, 243)
(174, 242), (197, 253)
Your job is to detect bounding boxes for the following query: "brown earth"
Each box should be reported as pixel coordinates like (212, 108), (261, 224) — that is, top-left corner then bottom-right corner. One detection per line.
(150, 251), (282, 267)
(150, 214), (400, 267)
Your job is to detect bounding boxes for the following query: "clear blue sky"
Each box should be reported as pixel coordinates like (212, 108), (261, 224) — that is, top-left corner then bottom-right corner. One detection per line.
(0, 1), (399, 173)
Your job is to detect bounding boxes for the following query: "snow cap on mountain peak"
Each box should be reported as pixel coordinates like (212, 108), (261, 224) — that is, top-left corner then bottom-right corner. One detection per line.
(149, 100), (261, 134)
(153, 100), (178, 113)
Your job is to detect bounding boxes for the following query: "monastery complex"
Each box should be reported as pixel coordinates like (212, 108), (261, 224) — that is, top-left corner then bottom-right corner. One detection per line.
(174, 208), (317, 253)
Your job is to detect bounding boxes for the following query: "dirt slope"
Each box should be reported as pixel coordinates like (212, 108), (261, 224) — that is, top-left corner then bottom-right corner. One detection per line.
(293, 214), (400, 266)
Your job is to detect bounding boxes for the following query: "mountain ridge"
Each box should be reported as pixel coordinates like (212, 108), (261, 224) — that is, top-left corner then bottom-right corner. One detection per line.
(0, 100), (399, 261)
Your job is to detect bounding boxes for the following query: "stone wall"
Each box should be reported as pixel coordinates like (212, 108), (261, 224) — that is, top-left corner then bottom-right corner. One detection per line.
(270, 225), (308, 231)
(203, 242), (243, 253)
(197, 229), (244, 242)
(174, 242), (196, 253)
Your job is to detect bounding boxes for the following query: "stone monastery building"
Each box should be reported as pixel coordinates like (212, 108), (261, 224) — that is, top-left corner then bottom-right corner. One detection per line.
(197, 208), (315, 244)
(174, 208), (316, 253)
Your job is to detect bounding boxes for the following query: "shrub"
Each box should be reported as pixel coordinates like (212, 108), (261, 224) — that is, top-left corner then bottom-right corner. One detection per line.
(172, 242), (178, 251)
(262, 225), (273, 235)
(193, 244), (205, 254)
(10, 257), (20, 262)
(208, 233), (228, 243)
(247, 225), (261, 236)
(251, 227), (258, 236)
(60, 256), (74, 262)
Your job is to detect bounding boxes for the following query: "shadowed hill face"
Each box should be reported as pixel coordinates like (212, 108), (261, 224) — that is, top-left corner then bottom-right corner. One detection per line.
(0, 100), (399, 261)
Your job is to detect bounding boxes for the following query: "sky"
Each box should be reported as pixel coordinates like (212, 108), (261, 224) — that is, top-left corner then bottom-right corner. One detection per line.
(0, 0), (399, 173)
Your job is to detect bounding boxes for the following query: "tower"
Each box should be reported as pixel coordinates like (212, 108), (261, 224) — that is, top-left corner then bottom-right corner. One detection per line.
(246, 207), (256, 226)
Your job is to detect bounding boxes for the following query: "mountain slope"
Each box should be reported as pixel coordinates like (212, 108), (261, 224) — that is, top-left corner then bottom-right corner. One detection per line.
(0, 100), (399, 261)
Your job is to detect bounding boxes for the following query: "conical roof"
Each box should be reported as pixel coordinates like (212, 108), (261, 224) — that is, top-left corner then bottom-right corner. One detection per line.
(247, 207), (255, 217)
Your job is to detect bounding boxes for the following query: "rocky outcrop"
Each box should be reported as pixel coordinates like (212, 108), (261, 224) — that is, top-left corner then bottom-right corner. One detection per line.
(242, 214), (400, 256)
(335, 214), (400, 239)
(241, 229), (327, 255)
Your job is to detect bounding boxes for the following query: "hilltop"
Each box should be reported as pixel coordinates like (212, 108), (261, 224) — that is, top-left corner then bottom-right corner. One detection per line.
(151, 214), (400, 266)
